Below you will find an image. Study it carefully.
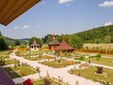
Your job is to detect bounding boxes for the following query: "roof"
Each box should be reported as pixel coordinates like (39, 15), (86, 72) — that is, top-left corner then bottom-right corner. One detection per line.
(48, 40), (60, 46)
(55, 40), (74, 51)
(0, 0), (41, 26)
(30, 39), (40, 47)
(0, 67), (15, 85)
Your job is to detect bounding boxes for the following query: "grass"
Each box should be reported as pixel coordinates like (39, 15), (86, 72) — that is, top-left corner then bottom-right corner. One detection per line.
(16, 49), (52, 61)
(4, 66), (36, 78)
(84, 57), (113, 67)
(5, 59), (19, 64)
(23, 55), (55, 61)
(16, 49), (51, 56)
(69, 66), (113, 84)
(0, 50), (12, 60)
(40, 59), (77, 68)
(17, 77), (68, 85)
(33, 79), (59, 85)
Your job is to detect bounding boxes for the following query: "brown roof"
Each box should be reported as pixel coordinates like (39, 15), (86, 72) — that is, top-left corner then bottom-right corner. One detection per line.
(30, 39), (40, 47)
(48, 40), (60, 46)
(55, 40), (74, 51)
(0, 0), (41, 26)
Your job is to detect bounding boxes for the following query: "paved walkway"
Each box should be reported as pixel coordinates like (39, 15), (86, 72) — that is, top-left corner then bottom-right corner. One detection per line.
(10, 52), (103, 85)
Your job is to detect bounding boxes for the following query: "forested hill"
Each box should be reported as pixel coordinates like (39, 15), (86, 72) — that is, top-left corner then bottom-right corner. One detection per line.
(0, 31), (26, 46)
(75, 25), (113, 43)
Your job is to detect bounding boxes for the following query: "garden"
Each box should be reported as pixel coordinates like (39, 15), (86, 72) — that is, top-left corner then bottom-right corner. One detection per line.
(15, 49), (53, 61)
(4, 65), (36, 78)
(18, 77), (69, 85)
(76, 53), (113, 67)
(40, 59), (79, 68)
(69, 66), (113, 85)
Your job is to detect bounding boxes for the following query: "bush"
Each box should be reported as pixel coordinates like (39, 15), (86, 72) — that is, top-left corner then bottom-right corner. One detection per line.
(96, 54), (101, 59)
(43, 78), (51, 85)
(79, 56), (85, 61)
(97, 66), (103, 74)
(58, 59), (61, 63)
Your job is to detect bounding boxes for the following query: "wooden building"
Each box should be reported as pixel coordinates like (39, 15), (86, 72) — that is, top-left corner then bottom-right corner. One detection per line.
(48, 34), (60, 51)
(55, 40), (74, 51)
(30, 39), (40, 51)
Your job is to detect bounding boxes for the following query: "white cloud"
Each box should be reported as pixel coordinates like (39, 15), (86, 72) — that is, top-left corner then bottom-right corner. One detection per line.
(14, 26), (19, 29)
(23, 25), (29, 29)
(104, 22), (113, 26)
(99, 1), (113, 7)
(58, 0), (73, 4)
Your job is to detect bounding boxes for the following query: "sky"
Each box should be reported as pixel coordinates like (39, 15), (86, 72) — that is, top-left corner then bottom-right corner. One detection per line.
(0, 0), (113, 39)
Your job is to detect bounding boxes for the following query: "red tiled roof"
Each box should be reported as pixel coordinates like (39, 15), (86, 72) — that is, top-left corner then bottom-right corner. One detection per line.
(55, 40), (74, 51)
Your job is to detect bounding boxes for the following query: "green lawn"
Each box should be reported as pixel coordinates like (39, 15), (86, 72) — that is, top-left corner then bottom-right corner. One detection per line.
(4, 66), (36, 78)
(84, 57), (113, 67)
(69, 66), (113, 84)
(5, 59), (19, 64)
(40, 59), (78, 68)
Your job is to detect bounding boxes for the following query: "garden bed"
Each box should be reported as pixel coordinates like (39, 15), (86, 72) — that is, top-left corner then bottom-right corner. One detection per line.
(4, 66), (36, 78)
(40, 59), (78, 68)
(69, 66), (113, 84)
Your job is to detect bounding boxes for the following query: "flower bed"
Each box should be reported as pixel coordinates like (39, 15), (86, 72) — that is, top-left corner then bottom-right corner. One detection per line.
(40, 59), (78, 68)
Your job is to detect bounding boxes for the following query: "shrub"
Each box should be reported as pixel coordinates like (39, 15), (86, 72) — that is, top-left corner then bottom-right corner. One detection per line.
(43, 78), (51, 85)
(36, 67), (40, 73)
(79, 56), (85, 61)
(96, 54), (101, 59)
(97, 66), (103, 74)
(58, 59), (60, 63)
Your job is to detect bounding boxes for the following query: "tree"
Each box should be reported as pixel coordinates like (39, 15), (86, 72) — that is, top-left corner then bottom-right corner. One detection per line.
(0, 31), (2, 36)
(57, 34), (69, 43)
(0, 36), (8, 50)
(15, 40), (20, 46)
(29, 37), (43, 47)
(42, 34), (51, 43)
(68, 35), (83, 49)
